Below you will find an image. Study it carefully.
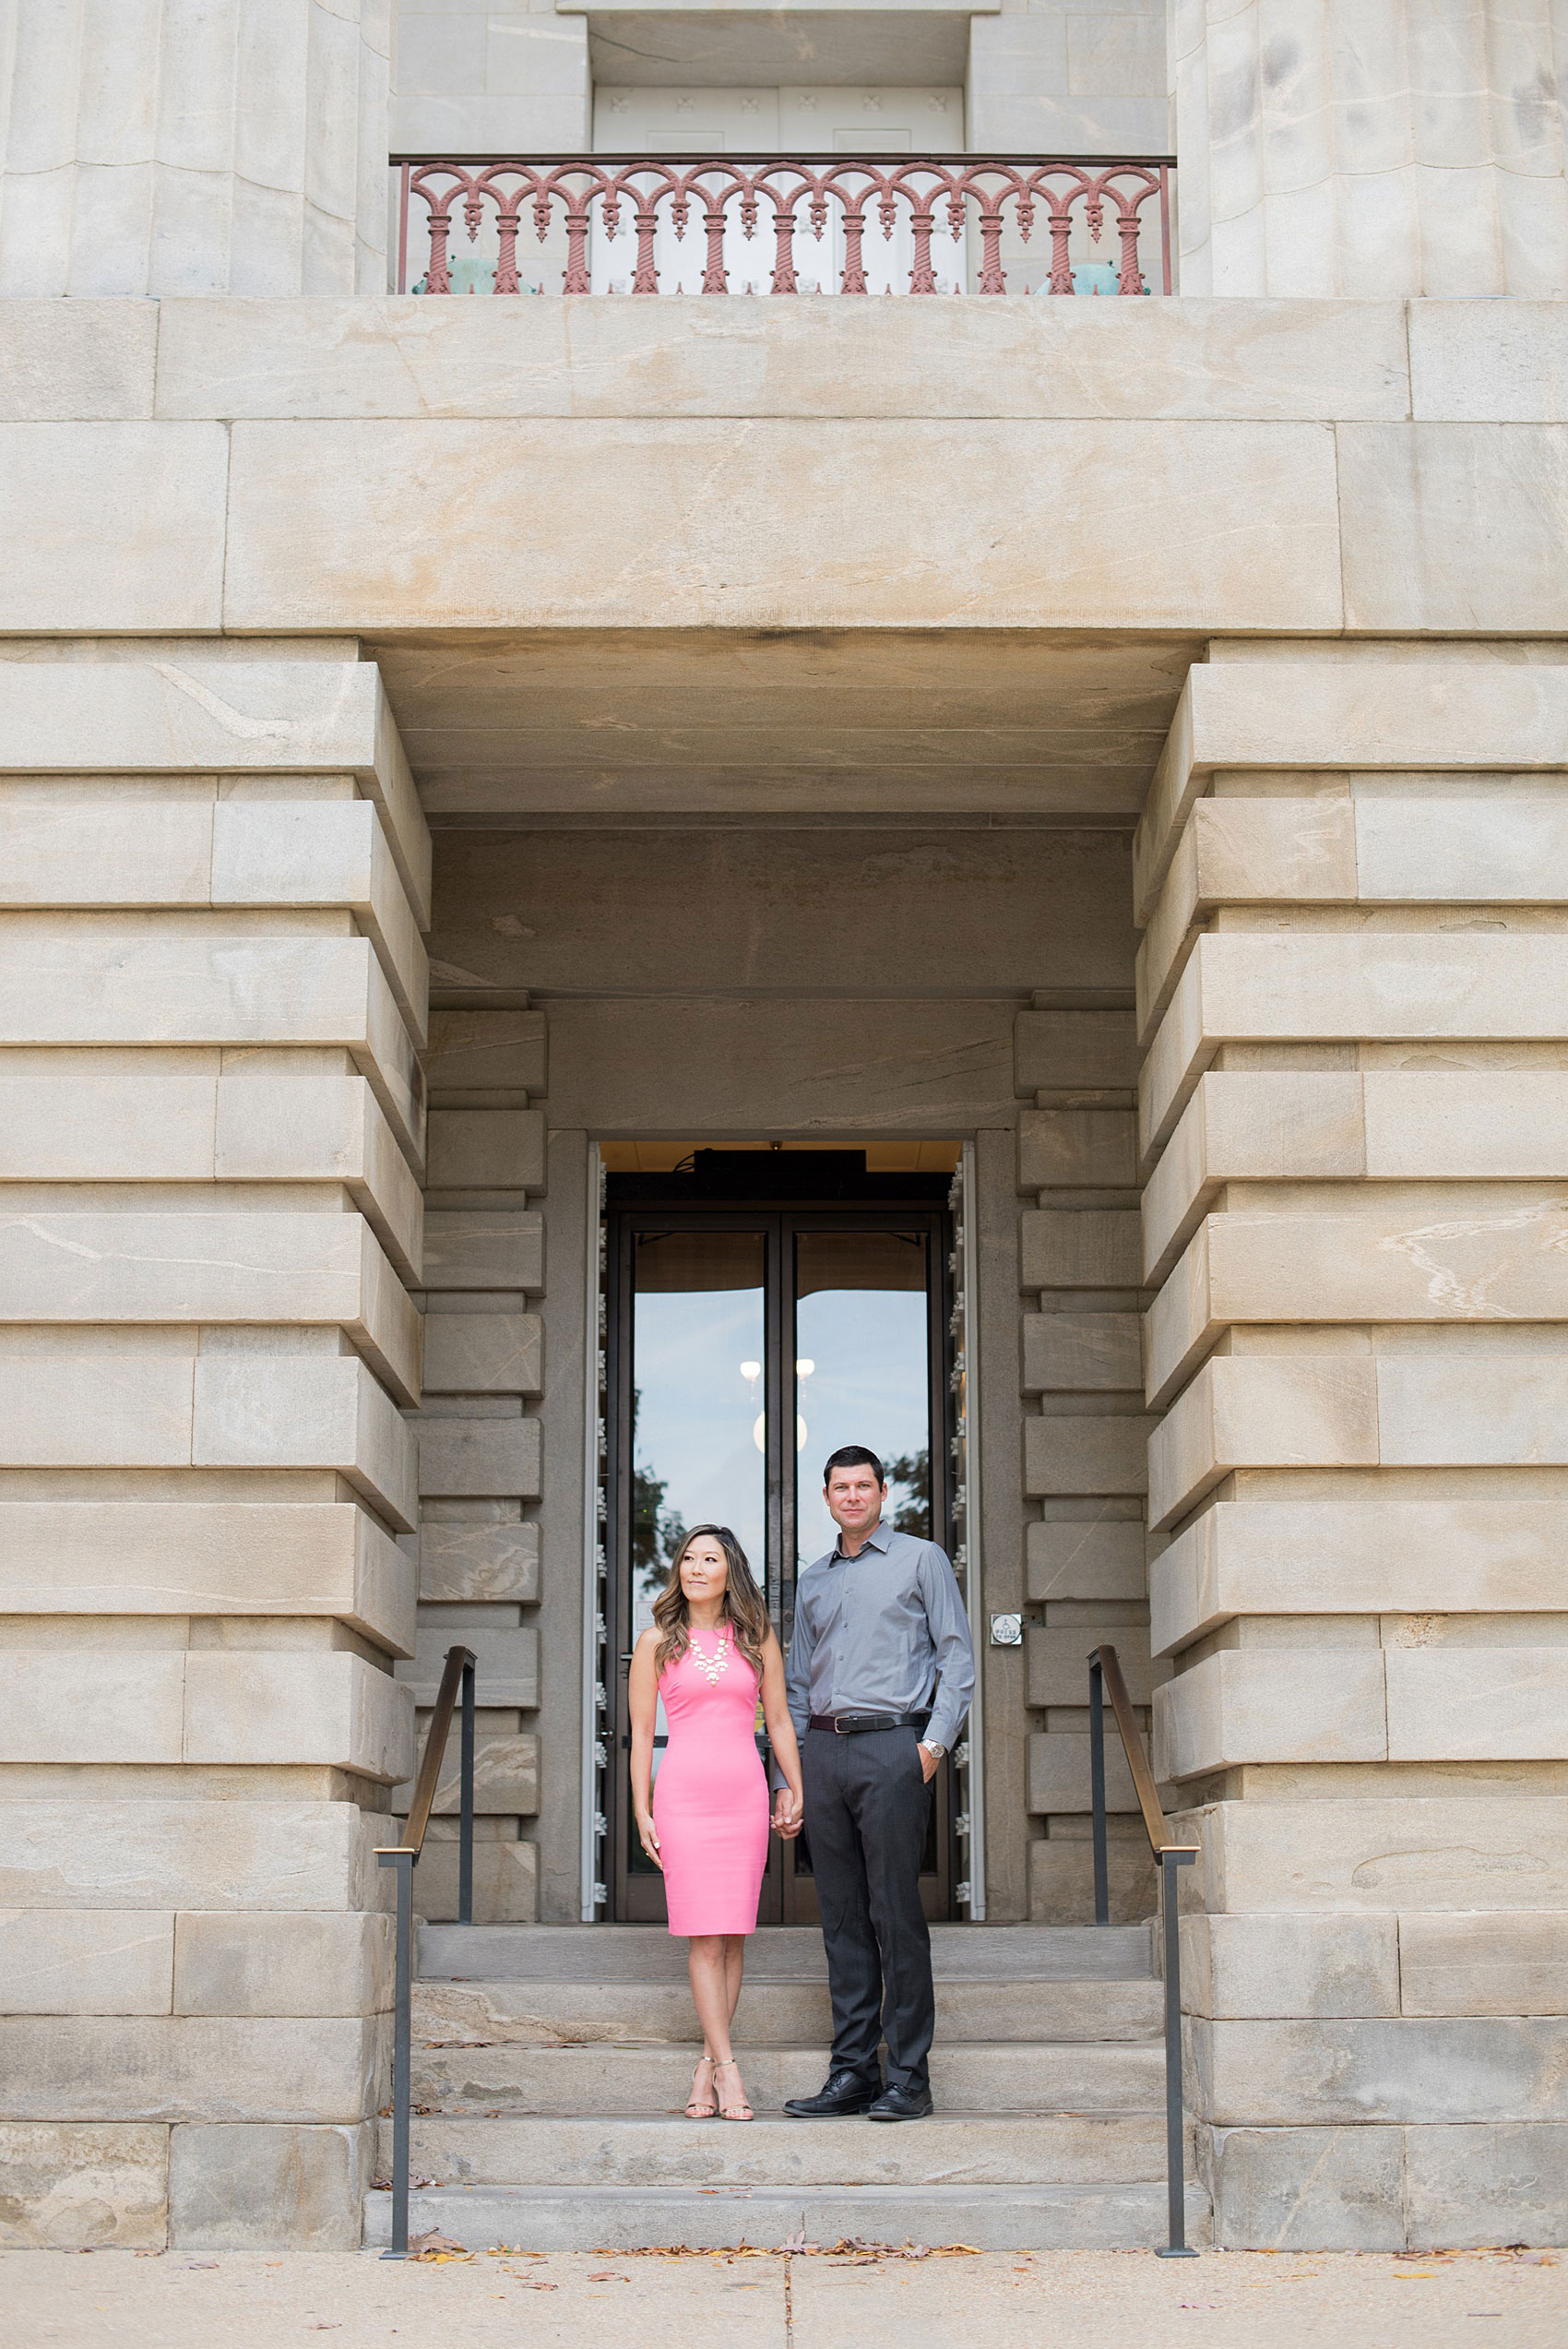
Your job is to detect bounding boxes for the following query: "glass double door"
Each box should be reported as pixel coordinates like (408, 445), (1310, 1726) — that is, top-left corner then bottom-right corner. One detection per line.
(607, 1199), (955, 1924)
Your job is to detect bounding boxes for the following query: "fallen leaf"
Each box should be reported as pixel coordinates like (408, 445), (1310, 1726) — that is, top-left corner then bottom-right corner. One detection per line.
(409, 2230), (466, 2256)
(587, 2271), (630, 2283)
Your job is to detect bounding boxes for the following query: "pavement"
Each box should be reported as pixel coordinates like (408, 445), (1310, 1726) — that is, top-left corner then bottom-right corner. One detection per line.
(4, 2242), (1563, 2349)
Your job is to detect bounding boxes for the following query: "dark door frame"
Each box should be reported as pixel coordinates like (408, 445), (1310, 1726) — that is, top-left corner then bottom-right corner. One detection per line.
(605, 1179), (957, 1925)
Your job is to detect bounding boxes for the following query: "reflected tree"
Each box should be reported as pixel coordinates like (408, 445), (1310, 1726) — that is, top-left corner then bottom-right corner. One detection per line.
(886, 1447), (931, 1539)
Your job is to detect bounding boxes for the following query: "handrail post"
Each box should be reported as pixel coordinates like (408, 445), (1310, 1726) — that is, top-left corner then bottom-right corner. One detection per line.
(1087, 1651), (1109, 1926)
(377, 1847), (415, 2259)
(1155, 1846), (1198, 2258)
(458, 1653), (476, 1926)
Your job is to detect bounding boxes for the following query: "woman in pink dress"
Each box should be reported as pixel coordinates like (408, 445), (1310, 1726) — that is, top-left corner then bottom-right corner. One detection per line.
(629, 1523), (803, 2122)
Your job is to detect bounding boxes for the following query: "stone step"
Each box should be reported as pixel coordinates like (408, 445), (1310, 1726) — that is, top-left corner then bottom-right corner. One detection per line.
(364, 2179), (1212, 2253)
(409, 2038), (1167, 2116)
(385, 2109), (1183, 2189)
(412, 1974), (1164, 2046)
(416, 1921), (1154, 1985)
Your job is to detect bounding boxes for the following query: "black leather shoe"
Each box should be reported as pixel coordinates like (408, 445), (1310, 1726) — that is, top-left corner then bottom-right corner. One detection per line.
(783, 2069), (884, 2118)
(865, 2084), (934, 2122)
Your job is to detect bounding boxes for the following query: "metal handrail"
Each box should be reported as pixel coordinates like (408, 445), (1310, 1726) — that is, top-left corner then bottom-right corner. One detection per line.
(1088, 1643), (1199, 2260)
(376, 1642), (477, 2260)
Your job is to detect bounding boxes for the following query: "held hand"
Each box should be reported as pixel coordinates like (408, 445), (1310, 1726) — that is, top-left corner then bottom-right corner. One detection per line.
(635, 1810), (663, 1870)
(772, 1788), (803, 1841)
(918, 1742), (941, 1784)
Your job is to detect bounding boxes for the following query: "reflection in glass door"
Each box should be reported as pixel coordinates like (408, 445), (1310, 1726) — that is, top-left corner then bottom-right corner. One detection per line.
(607, 1180), (955, 1924)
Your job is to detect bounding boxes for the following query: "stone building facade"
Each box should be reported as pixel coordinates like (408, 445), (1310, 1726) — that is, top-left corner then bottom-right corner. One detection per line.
(0, 0), (1565, 2259)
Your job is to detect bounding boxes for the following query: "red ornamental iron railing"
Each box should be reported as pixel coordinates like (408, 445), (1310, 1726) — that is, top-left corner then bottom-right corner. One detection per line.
(392, 154), (1173, 298)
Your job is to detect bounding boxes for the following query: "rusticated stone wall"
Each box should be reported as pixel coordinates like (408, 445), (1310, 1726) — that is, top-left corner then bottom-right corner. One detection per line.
(1139, 645), (1568, 2248)
(397, 1006), (548, 1921)
(1016, 996), (1162, 1924)
(0, 650), (429, 2249)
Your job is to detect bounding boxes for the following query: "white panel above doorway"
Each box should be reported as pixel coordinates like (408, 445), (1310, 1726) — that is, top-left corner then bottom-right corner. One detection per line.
(592, 85), (964, 151)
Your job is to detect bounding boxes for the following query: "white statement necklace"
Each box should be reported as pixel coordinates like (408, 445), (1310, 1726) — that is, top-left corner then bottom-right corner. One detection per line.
(687, 1628), (731, 1686)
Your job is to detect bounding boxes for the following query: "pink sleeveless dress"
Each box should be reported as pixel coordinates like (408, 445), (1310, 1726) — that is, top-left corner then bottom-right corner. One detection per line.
(652, 1636), (770, 1936)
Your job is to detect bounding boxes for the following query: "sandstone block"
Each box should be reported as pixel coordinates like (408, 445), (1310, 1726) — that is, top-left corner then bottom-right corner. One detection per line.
(426, 1109), (546, 1191)
(0, 1348), (194, 1468)
(1020, 1210), (1141, 1291)
(1136, 795), (1358, 1039)
(1148, 1203), (1568, 1404)
(1376, 1354), (1568, 1469)
(1135, 662), (1568, 920)
(416, 1414), (541, 1501)
(1028, 1838), (1155, 1926)
(0, 792), (214, 907)
(1014, 1008), (1138, 1093)
(168, 2120), (370, 2251)
(1148, 1357), (1378, 1533)
(1016, 1107), (1135, 1190)
(0, 1045), (218, 1181)
(422, 1211), (543, 1292)
(173, 1913), (392, 2019)
(214, 1057), (422, 1285)
(1156, 1652), (1386, 1778)
(1181, 1913), (1399, 2021)
(1208, 2123), (1404, 2251)
(1384, 1647), (1568, 1762)
(1140, 930), (1568, 1155)
(1354, 789), (1568, 907)
(1399, 1914), (1568, 2020)
(417, 1729), (540, 1818)
(0, 659), (430, 926)
(0, 1499), (413, 1657)
(1027, 1625), (1155, 1710)
(1194, 2015), (1568, 2127)
(210, 798), (427, 1035)
(419, 1520), (540, 1604)
(0, 299), (158, 422)
(1026, 1519), (1146, 1604)
(1141, 1070), (1365, 1282)
(0, 2016), (380, 2123)
(0, 2121), (167, 2249)
(1151, 1491), (1568, 1656)
(0, 1651), (184, 1765)
(1024, 1413), (1150, 1497)
(1194, 1795), (1568, 1914)
(1408, 302), (1568, 423)
(1339, 423), (1568, 634)
(1022, 1312), (1142, 1394)
(220, 415), (1343, 638)
(193, 1354), (418, 1530)
(1027, 1732), (1139, 1814)
(412, 1836), (538, 1925)
(0, 423), (226, 631)
(424, 1008), (547, 1097)
(1362, 1068), (1568, 1181)
(398, 1627), (538, 1710)
(0, 1801), (382, 1914)
(0, 1912), (174, 2016)
(422, 1313), (542, 1397)
(183, 1653), (414, 1782)
(0, 929), (422, 1158)
(1403, 2122), (1568, 2248)
(0, 1210), (420, 1405)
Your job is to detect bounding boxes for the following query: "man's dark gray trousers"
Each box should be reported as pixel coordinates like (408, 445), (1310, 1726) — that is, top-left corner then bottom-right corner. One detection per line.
(802, 1723), (934, 2093)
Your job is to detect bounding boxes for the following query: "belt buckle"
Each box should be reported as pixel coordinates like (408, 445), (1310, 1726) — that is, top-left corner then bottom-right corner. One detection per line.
(833, 1714), (850, 1735)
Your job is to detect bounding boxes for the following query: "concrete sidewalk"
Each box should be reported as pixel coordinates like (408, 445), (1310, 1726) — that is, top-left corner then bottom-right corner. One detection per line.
(4, 2244), (1562, 2349)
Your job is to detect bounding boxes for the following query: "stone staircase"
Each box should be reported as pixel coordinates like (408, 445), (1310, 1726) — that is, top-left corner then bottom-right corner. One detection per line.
(364, 1924), (1210, 2251)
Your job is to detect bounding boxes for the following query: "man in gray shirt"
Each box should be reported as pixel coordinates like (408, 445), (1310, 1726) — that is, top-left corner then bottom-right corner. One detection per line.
(778, 1443), (975, 2122)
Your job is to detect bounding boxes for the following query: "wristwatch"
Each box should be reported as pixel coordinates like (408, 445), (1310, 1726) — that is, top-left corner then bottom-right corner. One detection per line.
(920, 1739), (946, 1762)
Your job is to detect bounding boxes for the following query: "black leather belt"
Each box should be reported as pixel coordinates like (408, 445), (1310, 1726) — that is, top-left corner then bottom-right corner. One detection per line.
(809, 1711), (931, 1735)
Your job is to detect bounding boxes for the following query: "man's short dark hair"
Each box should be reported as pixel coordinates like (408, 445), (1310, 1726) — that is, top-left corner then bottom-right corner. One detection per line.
(823, 1444), (885, 1487)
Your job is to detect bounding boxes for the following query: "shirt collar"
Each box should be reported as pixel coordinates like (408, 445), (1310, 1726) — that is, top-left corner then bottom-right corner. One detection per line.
(831, 1517), (892, 1563)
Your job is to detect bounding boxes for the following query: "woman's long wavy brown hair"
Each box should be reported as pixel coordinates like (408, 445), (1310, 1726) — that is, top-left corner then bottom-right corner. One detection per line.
(652, 1523), (770, 1680)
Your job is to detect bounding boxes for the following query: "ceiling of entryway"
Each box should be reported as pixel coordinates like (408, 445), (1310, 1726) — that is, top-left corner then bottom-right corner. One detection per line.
(365, 626), (1199, 829)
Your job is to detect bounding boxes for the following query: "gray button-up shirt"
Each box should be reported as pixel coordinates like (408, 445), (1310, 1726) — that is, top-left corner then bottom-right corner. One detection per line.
(783, 1519), (976, 1759)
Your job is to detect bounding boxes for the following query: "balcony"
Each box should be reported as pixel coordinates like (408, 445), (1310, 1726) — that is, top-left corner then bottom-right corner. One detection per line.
(392, 155), (1173, 299)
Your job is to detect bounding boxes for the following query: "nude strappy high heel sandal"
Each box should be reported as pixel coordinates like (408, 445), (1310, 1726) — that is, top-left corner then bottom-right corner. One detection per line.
(684, 2055), (719, 2118)
(713, 2057), (753, 2122)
